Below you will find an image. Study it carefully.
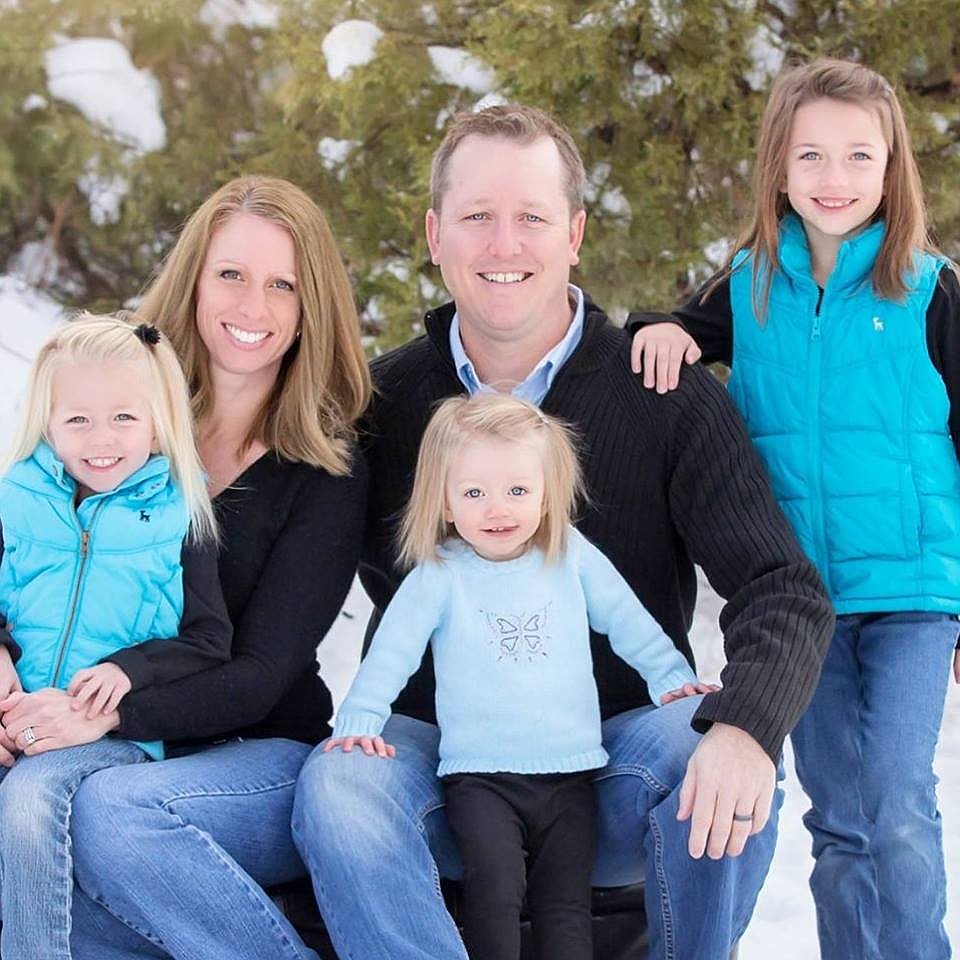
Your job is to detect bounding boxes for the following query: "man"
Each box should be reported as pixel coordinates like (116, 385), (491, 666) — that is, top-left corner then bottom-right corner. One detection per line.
(294, 104), (833, 959)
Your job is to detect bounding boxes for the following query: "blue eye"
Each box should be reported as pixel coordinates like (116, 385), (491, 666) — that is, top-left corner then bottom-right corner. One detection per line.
(66, 416), (88, 425)
(219, 269), (241, 280)
(509, 485), (527, 496)
(115, 413), (136, 422)
(799, 151), (819, 161)
(273, 278), (296, 292)
(464, 212), (488, 221)
(522, 214), (543, 223)
(464, 488), (483, 499)
(851, 151), (871, 161)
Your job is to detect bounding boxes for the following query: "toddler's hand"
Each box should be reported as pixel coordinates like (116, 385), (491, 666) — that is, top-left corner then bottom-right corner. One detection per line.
(323, 734), (396, 759)
(68, 663), (132, 718)
(660, 680), (721, 705)
(0, 645), (22, 701)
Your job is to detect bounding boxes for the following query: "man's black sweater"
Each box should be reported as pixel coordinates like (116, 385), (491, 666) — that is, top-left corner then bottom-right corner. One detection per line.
(360, 299), (834, 762)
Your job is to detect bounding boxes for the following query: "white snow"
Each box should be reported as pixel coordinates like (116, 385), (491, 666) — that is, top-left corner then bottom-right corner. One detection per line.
(78, 161), (128, 226)
(0, 278), (64, 443)
(745, 24), (784, 91)
(21, 93), (47, 112)
(317, 137), (359, 171)
(427, 46), (495, 95)
(321, 20), (383, 81)
(44, 38), (166, 154)
(199, 0), (278, 37)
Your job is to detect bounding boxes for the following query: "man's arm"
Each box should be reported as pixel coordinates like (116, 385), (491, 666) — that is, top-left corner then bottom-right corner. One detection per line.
(663, 366), (834, 856)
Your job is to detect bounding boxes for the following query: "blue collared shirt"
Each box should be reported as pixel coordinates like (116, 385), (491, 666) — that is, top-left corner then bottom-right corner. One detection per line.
(449, 285), (585, 405)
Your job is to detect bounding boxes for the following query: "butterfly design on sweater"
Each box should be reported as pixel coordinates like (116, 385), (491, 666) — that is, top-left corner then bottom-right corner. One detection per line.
(481, 605), (551, 663)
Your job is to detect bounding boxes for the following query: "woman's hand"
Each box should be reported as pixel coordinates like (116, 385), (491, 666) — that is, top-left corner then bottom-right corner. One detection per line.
(0, 689), (119, 756)
(629, 323), (701, 393)
(323, 734), (396, 759)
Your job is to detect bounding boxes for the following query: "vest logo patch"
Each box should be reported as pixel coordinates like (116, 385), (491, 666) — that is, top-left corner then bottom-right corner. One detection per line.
(481, 605), (551, 663)
(872, 316), (884, 332)
(139, 510), (151, 522)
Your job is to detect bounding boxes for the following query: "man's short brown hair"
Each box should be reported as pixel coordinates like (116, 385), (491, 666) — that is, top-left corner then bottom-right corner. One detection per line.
(430, 104), (586, 215)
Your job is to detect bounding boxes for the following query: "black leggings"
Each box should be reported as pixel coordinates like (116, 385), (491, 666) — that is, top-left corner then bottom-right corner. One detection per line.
(443, 770), (597, 960)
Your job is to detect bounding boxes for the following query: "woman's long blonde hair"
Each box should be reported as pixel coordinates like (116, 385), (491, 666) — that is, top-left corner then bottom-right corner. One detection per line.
(709, 58), (945, 320)
(399, 394), (585, 568)
(138, 176), (371, 475)
(6, 314), (217, 542)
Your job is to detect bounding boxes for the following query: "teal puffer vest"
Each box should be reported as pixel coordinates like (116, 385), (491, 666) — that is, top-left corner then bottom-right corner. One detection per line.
(0, 444), (190, 758)
(728, 215), (960, 614)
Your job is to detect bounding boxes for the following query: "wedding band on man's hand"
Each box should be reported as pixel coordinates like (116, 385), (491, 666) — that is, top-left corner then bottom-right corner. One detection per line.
(21, 726), (36, 746)
(732, 812), (753, 823)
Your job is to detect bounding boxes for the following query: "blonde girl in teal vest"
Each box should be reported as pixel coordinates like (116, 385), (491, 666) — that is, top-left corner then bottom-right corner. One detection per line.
(0, 315), (231, 960)
(629, 59), (960, 960)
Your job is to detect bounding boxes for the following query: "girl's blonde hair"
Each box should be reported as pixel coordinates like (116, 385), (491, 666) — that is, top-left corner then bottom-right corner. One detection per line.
(138, 175), (371, 476)
(709, 58), (946, 320)
(399, 394), (585, 568)
(6, 314), (217, 543)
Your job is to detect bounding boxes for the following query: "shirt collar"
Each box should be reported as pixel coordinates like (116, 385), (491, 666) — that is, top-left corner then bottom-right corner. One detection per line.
(449, 284), (585, 404)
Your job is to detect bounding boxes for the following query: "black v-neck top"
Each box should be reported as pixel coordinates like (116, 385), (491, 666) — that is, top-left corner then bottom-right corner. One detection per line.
(117, 451), (367, 749)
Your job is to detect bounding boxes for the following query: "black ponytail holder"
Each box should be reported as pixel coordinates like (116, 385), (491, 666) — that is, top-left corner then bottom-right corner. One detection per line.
(133, 323), (161, 347)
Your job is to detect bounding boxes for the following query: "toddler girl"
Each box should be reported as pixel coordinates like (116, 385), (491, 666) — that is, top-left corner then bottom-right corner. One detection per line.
(0, 315), (231, 959)
(327, 393), (715, 960)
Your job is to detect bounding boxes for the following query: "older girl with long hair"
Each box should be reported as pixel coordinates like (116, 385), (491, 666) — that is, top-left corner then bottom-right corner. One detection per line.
(630, 59), (960, 960)
(0, 176), (370, 959)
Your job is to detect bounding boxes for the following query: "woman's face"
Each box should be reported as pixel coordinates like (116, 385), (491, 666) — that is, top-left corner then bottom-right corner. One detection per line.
(195, 212), (301, 384)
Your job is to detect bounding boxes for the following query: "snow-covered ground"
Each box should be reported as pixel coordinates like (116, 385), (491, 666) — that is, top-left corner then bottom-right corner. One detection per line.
(2, 278), (957, 955)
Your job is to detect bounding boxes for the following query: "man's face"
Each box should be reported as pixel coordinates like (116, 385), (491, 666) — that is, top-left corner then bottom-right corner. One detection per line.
(426, 135), (586, 346)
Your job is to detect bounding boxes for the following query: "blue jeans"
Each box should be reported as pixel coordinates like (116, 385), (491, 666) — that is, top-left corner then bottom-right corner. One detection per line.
(791, 611), (958, 960)
(0, 737), (149, 960)
(293, 695), (782, 960)
(67, 737), (320, 960)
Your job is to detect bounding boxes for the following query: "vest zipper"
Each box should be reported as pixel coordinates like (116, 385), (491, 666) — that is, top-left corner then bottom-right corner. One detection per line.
(808, 288), (829, 589)
(50, 500), (105, 688)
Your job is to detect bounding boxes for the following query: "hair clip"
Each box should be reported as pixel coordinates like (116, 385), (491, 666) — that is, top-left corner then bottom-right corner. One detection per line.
(133, 323), (161, 347)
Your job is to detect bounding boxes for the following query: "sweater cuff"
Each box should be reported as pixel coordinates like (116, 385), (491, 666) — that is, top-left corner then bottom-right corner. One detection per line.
(690, 690), (784, 764)
(331, 710), (388, 739)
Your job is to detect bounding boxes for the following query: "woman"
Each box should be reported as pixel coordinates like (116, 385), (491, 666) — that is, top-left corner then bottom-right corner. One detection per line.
(0, 176), (371, 958)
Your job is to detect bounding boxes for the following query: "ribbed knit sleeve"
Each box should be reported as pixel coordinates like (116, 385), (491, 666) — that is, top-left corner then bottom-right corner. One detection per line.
(663, 367), (835, 760)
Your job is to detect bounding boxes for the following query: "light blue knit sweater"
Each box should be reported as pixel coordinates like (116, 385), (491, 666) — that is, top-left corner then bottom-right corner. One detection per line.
(333, 527), (698, 776)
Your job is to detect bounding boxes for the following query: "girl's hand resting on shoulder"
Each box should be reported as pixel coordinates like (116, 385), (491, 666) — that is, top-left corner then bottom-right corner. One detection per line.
(630, 323), (701, 393)
(323, 734), (396, 759)
(68, 663), (132, 719)
(660, 680), (721, 705)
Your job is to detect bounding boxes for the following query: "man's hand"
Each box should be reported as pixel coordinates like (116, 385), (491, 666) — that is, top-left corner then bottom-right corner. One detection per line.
(0, 689), (119, 756)
(68, 663), (132, 718)
(677, 722), (775, 859)
(323, 735), (396, 759)
(629, 323), (701, 393)
(0, 644), (22, 701)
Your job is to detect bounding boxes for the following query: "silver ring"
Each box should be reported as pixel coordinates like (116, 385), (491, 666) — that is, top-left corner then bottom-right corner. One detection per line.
(22, 726), (36, 746)
(732, 812), (753, 823)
